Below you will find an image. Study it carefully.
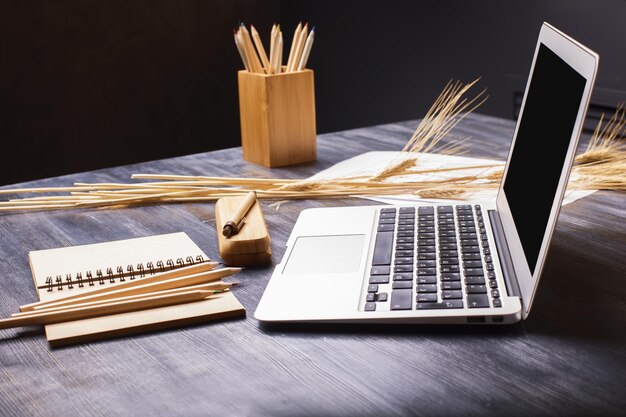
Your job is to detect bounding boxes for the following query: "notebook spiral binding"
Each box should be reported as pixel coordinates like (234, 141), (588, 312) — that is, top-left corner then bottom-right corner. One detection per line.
(43, 255), (206, 292)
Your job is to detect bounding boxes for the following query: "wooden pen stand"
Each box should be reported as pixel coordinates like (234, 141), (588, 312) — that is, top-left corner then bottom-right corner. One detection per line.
(215, 195), (271, 267)
(238, 69), (317, 167)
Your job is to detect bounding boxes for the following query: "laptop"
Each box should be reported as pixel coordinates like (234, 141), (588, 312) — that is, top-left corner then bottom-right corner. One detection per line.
(255, 23), (599, 324)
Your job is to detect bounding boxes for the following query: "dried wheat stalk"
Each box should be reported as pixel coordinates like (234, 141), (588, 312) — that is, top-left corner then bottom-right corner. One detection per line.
(1, 83), (623, 213)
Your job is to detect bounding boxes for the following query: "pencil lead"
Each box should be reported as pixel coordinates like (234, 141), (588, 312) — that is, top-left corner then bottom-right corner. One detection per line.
(311, 26), (316, 33)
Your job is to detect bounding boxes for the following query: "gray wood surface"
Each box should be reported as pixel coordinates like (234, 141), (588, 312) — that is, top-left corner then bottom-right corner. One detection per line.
(0, 113), (624, 417)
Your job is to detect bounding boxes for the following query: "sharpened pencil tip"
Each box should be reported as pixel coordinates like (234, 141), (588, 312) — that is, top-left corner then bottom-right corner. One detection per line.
(311, 26), (316, 32)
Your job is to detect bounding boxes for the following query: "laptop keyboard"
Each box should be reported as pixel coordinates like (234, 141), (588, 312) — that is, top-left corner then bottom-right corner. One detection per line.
(364, 205), (502, 311)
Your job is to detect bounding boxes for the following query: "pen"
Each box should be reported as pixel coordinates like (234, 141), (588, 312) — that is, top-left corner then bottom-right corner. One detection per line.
(223, 191), (257, 237)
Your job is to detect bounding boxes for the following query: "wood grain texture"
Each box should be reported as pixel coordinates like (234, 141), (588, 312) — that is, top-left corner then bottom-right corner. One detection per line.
(238, 69), (317, 167)
(215, 195), (271, 266)
(0, 113), (624, 416)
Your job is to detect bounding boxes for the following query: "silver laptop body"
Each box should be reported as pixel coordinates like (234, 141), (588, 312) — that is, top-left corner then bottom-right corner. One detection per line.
(255, 23), (598, 324)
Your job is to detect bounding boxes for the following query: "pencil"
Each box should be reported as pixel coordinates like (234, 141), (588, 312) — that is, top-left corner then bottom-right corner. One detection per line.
(14, 282), (234, 316)
(251, 25), (270, 73)
(275, 30), (283, 73)
(0, 290), (212, 330)
(288, 23), (308, 72)
(286, 22), (302, 72)
(240, 24), (263, 73)
(297, 26), (315, 70)
(234, 30), (251, 71)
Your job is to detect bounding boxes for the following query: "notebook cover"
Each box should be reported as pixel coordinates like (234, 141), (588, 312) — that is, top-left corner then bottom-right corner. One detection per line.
(28, 232), (245, 346)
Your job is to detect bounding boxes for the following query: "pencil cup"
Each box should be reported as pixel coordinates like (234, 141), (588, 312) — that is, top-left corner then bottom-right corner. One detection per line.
(237, 69), (317, 167)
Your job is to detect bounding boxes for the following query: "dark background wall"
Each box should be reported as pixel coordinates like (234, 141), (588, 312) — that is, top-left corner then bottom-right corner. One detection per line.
(1, 0), (625, 185)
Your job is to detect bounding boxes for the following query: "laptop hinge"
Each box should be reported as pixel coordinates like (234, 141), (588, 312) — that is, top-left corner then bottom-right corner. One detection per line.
(488, 210), (521, 300)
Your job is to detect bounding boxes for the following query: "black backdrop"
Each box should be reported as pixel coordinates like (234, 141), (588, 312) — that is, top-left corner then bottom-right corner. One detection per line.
(1, 0), (625, 185)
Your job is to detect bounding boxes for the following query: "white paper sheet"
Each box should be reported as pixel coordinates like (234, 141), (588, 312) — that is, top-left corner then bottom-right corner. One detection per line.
(309, 152), (594, 206)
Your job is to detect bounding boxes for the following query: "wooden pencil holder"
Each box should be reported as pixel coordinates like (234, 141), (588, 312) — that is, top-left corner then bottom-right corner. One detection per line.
(238, 69), (317, 167)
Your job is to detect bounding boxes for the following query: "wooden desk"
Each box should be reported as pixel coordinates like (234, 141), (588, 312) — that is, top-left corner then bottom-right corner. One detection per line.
(0, 114), (624, 416)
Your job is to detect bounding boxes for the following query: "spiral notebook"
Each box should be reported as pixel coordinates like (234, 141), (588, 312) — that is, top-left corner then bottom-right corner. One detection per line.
(28, 232), (245, 346)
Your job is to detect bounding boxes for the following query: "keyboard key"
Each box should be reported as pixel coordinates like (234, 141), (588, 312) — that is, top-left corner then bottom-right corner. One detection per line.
(418, 221), (434, 227)
(372, 232), (393, 265)
(483, 248), (491, 255)
(395, 250), (414, 258)
(417, 284), (438, 293)
(393, 273), (413, 281)
(418, 253), (436, 260)
(461, 246), (480, 253)
(439, 237), (457, 244)
(390, 289), (413, 310)
(399, 213), (416, 219)
(416, 293), (437, 302)
(378, 224), (394, 232)
(438, 224), (456, 231)
(418, 239), (436, 246)
(418, 226), (435, 233)
(482, 241), (490, 248)
(441, 273), (461, 281)
(457, 221), (475, 227)
(367, 284), (379, 293)
(465, 276), (486, 285)
(466, 285), (487, 294)
(418, 206), (434, 215)
(366, 293), (376, 302)
(417, 275), (437, 284)
(463, 260), (483, 268)
(396, 237), (415, 244)
(417, 268), (437, 275)
(439, 258), (459, 265)
(418, 232), (435, 239)
(399, 207), (415, 213)
(442, 281), (462, 290)
(461, 239), (479, 246)
(485, 256), (493, 263)
(489, 279), (498, 288)
(370, 275), (390, 284)
(438, 218), (455, 225)
(464, 268), (484, 276)
(462, 253), (481, 260)
(457, 205), (472, 210)
(379, 212), (396, 219)
(493, 298), (502, 308)
(394, 257), (413, 265)
(392, 281), (412, 289)
(397, 231), (414, 237)
(396, 243), (415, 251)
(439, 250), (459, 258)
(418, 246), (436, 253)
(398, 220), (415, 226)
(491, 289), (500, 298)
(378, 218), (395, 224)
(398, 225), (415, 231)
(377, 292), (388, 302)
(417, 260), (436, 268)
(417, 300), (463, 309)
(439, 244), (458, 251)
(438, 230), (456, 237)
(380, 208), (397, 213)
(394, 265), (413, 273)
(437, 206), (453, 213)
(365, 302), (377, 311)
(467, 294), (489, 308)
(487, 271), (496, 279)
(442, 290), (463, 299)
(371, 265), (390, 275)
(440, 265), (460, 273)
(486, 263), (495, 271)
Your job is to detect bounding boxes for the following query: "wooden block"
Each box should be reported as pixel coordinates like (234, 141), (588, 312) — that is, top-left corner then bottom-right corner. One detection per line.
(238, 69), (317, 167)
(215, 195), (272, 266)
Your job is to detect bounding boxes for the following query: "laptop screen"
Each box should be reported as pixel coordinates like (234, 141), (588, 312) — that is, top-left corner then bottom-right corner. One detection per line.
(503, 44), (586, 274)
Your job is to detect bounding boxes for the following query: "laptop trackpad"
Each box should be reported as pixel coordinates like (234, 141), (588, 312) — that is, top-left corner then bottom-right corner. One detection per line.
(283, 235), (366, 275)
